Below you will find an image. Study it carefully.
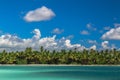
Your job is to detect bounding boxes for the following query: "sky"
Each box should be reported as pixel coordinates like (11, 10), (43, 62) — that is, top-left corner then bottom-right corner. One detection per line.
(0, 0), (120, 51)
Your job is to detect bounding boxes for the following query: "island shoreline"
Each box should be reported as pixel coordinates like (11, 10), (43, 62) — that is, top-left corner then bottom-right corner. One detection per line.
(0, 64), (120, 66)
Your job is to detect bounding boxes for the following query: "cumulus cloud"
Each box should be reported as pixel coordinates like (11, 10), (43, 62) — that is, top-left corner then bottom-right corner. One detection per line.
(90, 45), (96, 50)
(80, 30), (89, 35)
(101, 41), (109, 49)
(65, 40), (81, 48)
(51, 28), (64, 34)
(32, 29), (41, 40)
(0, 29), (86, 52)
(101, 27), (120, 40)
(24, 6), (55, 22)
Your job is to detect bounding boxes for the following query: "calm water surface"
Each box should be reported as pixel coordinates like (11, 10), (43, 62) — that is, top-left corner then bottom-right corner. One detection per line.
(0, 65), (120, 80)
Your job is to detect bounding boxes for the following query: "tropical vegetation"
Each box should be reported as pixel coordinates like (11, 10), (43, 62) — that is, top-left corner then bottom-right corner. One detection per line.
(0, 47), (120, 65)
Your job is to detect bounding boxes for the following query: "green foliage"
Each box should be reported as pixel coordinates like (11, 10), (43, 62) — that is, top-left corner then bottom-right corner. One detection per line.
(0, 47), (119, 65)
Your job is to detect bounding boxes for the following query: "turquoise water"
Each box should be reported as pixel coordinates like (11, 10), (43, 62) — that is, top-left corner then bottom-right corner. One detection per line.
(0, 66), (120, 80)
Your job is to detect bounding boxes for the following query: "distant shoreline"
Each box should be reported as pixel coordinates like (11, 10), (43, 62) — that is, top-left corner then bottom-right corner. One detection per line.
(0, 64), (120, 66)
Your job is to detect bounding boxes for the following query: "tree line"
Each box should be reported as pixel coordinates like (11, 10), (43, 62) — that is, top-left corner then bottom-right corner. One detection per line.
(0, 47), (120, 65)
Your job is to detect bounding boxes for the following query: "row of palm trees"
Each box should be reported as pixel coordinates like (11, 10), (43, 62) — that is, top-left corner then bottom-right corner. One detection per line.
(0, 47), (120, 64)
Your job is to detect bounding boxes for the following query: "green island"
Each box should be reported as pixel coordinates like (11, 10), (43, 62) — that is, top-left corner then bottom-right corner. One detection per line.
(0, 46), (119, 65)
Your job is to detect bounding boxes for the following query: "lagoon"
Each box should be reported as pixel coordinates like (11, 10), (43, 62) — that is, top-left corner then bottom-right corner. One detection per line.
(0, 65), (120, 80)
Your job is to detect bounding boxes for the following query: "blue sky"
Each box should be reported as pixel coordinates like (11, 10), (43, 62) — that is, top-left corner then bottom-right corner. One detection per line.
(0, 0), (120, 51)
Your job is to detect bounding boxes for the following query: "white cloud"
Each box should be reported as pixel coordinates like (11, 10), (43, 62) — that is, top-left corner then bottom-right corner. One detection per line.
(65, 40), (81, 48)
(86, 23), (91, 29)
(101, 41), (109, 49)
(90, 45), (96, 50)
(101, 27), (120, 40)
(0, 29), (86, 52)
(52, 28), (64, 34)
(66, 35), (74, 39)
(24, 6), (55, 22)
(86, 23), (97, 31)
(80, 30), (89, 35)
(32, 29), (41, 40)
(88, 40), (97, 44)
(114, 23), (120, 28)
